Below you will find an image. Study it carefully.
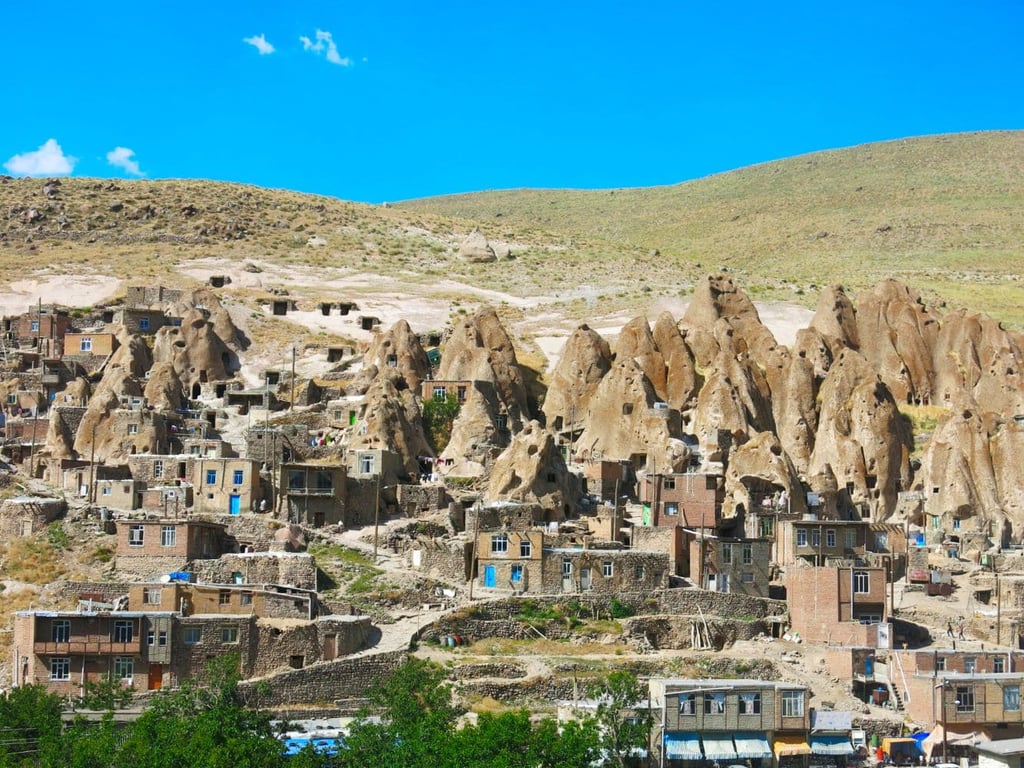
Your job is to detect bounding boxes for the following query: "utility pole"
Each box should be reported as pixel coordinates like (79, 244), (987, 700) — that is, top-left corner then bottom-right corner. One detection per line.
(290, 346), (296, 412)
(373, 473), (382, 563)
(88, 419), (98, 507)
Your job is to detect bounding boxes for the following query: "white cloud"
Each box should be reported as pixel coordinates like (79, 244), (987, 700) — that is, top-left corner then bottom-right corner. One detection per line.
(4, 139), (76, 176)
(106, 147), (144, 177)
(243, 33), (275, 55)
(299, 29), (351, 66)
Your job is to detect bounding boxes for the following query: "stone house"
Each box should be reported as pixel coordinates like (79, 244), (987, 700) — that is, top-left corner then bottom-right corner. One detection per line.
(63, 331), (117, 359)
(407, 537), (471, 583)
(113, 307), (168, 335)
(786, 564), (889, 645)
(348, 448), (404, 483)
(125, 285), (182, 306)
(190, 552), (318, 591)
(138, 484), (193, 514)
(540, 545), (669, 594)
(7, 306), (72, 348)
(775, 517), (870, 568)
(640, 471), (723, 528)
(0, 496), (66, 539)
(650, 677), (812, 767)
(582, 459), (633, 502)
(420, 379), (472, 405)
(475, 529), (545, 593)
(94, 478), (142, 510)
(690, 536), (772, 597)
(280, 462), (347, 527)
(192, 458), (260, 515)
(115, 519), (228, 562)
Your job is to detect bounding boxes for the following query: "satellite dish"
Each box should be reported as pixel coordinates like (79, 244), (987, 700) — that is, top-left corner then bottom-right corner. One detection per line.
(159, 574), (171, 583)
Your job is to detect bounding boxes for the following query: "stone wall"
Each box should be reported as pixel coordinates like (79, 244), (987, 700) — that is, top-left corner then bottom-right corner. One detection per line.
(450, 662), (527, 680)
(249, 616), (373, 677)
(126, 285), (183, 307)
(190, 552), (317, 590)
(0, 496), (65, 538)
(397, 484), (448, 517)
(405, 537), (469, 584)
(623, 614), (774, 650)
(238, 649), (408, 709)
(53, 581), (132, 606)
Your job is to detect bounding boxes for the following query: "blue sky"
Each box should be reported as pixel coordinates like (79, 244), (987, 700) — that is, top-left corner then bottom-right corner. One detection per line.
(2, 1), (1022, 203)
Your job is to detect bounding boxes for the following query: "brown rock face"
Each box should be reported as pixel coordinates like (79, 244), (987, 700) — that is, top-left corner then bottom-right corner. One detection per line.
(574, 358), (679, 470)
(143, 362), (186, 412)
(457, 228), (497, 263)
(810, 284), (860, 353)
(681, 274), (778, 369)
(690, 347), (775, 452)
(438, 306), (530, 458)
(853, 280), (938, 405)
(354, 319), (431, 394)
(651, 312), (701, 410)
(724, 431), (806, 519)
(348, 369), (433, 481)
(107, 330), (153, 379)
(542, 323), (612, 433)
(809, 349), (912, 519)
(72, 368), (163, 463)
(932, 310), (1024, 416)
(613, 316), (668, 399)
(152, 308), (234, 390)
(486, 420), (578, 516)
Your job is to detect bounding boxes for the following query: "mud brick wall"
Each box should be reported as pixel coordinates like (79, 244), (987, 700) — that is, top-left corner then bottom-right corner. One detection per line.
(238, 649), (408, 708)
(397, 484), (448, 516)
(53, 581), (132, 605)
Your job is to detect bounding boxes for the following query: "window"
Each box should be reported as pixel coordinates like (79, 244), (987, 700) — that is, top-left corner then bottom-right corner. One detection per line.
(456, 386), (466, 402)
(603, 561), (613, 578)
(158, 631), (167, 647)
(80, 337), (92, 352)
(360, 454), (375, 474)
(663, 478), (675, 490)
(51, 620), (70, 643)
(664, 502), (678, 517)
(741, 572), (755, 583)
(206, 469), (217, 485)
(432, 385), (447, 401)
(240, 591), (253, 606)
(811, 529), (821, 547)
(936, 657), (946, 672)
(635, 565), (645, 579)
(995, 657), (1006, 674)
(144, 588), (162, 605)
(796, 529), (808, 547)
(113, 621), (133, 643)
(953, 518), (961, 531)
(386, 354), (397, 367)
(845, 529), (857, 549)
(6, 394), (15, 404)
(30, 319), (40, 332)
(739, 692), (761, 715)
(184, 627), (201, 645)
(511, 564), (523, 583)
(127, 423), (139, 435)
(679, 694), (696, 715)
(491, 533), (509, 554)
(147, 630), (155, 647)
(722, 544), (732, 564)
(956, 685), (975, 713)
(781, 690), (805, 717)
(932, 515), (942, 530)
(704, 693), (726, 714)
(742, 543), (753, 565)
(232, 469), (244, 485)
(519, 539), (532, 558)
(139, 317), (150, 331)
(853, 571), (870, 594)
(128, 525), (145, 547)
(50, 657), (70, 681)
(102, 486), (112, 496)
(153, 460), (163, 478)
(1004, 685), (1020, 712)
(114, 657), (134, 681)
(157, 527), (176, 550)
(562, 559), (572, 576)
(964, 658), (977, 674)
(218, 590), (231, 605)
(826, 529), (836, 548)
(221, 627), (239, 644)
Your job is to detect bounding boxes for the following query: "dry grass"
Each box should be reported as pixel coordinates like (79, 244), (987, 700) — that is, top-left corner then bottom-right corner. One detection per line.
(0, 537), (69, 584)
(401, 131), (1024, 328)
(463, 637), (623, 656)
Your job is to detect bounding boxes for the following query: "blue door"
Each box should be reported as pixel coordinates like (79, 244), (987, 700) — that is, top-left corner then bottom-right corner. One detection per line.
(484, 565), (496, 588)
(229, 494), (241, 515)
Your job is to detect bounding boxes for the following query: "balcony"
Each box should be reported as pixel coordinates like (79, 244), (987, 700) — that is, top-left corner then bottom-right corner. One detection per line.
(34, 638), (142, 655)
(285, 486), (335, 497)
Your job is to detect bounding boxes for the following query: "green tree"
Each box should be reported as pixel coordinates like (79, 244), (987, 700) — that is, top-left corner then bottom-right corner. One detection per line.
(0, 685), (65, 767)
(590, 670), (653, 768)
(422, 393), (460, 452)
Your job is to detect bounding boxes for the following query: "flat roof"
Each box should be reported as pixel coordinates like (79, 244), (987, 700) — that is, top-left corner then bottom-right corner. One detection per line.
(976, 738), (1024, 756)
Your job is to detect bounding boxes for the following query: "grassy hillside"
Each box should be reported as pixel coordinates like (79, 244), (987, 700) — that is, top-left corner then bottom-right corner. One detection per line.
(400, 131), (1024, 326)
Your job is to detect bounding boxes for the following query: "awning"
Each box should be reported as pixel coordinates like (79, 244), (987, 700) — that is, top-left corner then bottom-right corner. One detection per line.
(921, 726), (996, 758)
(810, 734), (855, 756)
(665, 732), (702, 760)
(775, 736), (813, 758)
(734, 732), (773, 759)
(702, 737), (738, 761)
(883, 737), (922, 757)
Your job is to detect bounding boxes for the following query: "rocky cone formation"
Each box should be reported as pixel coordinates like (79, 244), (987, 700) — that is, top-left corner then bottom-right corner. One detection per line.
(486, 420), (579, 516)
(457, 228), (497, 263)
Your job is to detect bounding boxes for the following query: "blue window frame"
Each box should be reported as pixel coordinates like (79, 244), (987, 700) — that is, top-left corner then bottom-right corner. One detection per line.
(206, 470), (217, 485)
(233, 469), (244, 485)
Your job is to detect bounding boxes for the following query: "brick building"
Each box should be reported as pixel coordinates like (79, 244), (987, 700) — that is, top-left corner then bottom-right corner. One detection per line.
(775, 518), (870, 568)
(786, 564), (889, 645)
(280, 462), (347, 527)
(640, 472), (723, 528)
(475, 529), (545, 593)
(115, 519), (228, 561)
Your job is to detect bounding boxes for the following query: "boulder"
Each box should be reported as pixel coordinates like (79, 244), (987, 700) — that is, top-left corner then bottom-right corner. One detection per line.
(457, 228), (496, 263)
